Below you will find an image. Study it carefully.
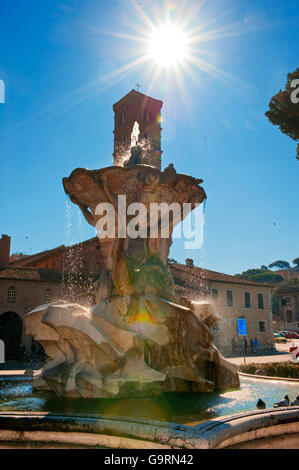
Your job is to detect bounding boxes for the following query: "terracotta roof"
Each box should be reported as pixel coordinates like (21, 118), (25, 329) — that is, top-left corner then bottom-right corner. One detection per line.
(171, 264), (274, 288)
(0, 267), (63, 283)
(0, 267), (97, 284)
(9, 237), (98, 267)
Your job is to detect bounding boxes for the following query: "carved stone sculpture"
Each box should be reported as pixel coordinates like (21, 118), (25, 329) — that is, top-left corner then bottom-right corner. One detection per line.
(25, 162), (239, 397)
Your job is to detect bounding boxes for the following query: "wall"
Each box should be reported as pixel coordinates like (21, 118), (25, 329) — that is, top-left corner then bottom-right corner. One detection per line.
(208, 281), (273, 357)
(0, 279), (63, 354)
(275, 285), (299, 332)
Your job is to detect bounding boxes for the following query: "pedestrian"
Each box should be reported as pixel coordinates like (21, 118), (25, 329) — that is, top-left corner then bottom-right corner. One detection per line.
(253, 338), (258, 354)
(244, 338), (248, 356)
(232, 338), (236, 355)
(250, 339), (254, 354)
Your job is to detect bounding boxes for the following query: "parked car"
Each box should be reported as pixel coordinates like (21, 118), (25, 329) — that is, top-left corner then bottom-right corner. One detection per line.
(289, 331), (299, 339)
(281, 331), (299, 339)
(280, 331), (291, 338)
(273, 333), (287, 343)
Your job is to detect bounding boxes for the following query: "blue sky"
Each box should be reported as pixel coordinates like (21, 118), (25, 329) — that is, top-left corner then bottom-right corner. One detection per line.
(0, 0), (298, 275)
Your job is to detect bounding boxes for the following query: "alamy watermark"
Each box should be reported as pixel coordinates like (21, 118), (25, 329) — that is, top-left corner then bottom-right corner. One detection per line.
(291, 79), (299, 104)
(95, 196), (204, 250)
(0, 79), (5, 104)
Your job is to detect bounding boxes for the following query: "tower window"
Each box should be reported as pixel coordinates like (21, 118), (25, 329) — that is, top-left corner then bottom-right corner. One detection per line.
(142, 109), (149, 122)
(119, 111), (126, 123)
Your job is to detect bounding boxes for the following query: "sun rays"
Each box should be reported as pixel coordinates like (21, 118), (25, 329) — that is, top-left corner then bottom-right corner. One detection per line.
(94, 0), (246, 99)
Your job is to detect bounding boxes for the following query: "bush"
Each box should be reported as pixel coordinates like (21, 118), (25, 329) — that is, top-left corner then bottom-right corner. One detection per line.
(239, 362), (299, 378)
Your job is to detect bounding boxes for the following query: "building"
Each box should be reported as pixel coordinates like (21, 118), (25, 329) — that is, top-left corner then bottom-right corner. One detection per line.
(275, 268), (299, 283)
(273, 284), (299, 332)
(0, 236), (97, 361)
(9, 237), (102, 275)
(113, 89), (162, 169)
(0, 234), (275, 359)
(171, 262), (274, 357)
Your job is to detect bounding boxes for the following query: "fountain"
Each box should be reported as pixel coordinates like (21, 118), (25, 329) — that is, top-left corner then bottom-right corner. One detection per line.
(24, 123), (239, 398)
(2, 95), (299, 450)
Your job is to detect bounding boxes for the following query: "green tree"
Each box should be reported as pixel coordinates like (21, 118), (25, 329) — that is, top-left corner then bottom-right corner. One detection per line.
(268, 260), (291, 270)
(265, 67), (299, 160)
(249, 272), (284, 284)
(235, 268), (284, 284)
(293, 257), (299, 267)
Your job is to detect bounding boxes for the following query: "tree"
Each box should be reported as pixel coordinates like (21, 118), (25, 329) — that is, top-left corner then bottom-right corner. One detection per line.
(265, 67), (299, 160)
(293, 258), (299, 267)
(261, 265), (268, 270)
(235, 268), (284, 284)
(268, 260), (291, 270)
(249, 272), (284, 284)
(235, 269), (265, 280)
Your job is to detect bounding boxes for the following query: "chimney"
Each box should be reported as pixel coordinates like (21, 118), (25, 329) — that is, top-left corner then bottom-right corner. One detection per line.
(186, 258), (194, 268)
(0, 235), (11, 268)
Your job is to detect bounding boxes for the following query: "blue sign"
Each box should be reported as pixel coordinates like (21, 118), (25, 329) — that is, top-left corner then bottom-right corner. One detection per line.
(237, 318), (247, 336)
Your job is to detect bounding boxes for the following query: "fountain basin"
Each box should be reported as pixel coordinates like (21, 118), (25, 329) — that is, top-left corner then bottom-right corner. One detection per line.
(1, 376), (299, 448)
(1, 406), (299, 449)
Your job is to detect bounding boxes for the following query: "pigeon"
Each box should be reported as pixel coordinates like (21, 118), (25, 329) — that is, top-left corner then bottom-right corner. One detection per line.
(256, 399), (266, 409)
(291, 396), (299, 406)
(273, 395), (290, 408)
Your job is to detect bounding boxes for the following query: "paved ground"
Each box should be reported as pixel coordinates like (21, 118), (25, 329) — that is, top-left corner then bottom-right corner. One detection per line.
(228, 339), (297, 366)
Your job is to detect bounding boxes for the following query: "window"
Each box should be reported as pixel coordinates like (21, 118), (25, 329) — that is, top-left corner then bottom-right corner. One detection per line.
(281, 298), (290, 306)
(245, 292), (251, 308)
(119, 111), (126, 123)
(211, 288), (219, 303)
(258, 320), (266, 333)
(258, 293), (264, 309)
(227, 290), (233, 307)
(142, 109), (149, 122)
(44, 289), (52, 304)
(287, 310), (293, 323)
(7, 287), (16, 303)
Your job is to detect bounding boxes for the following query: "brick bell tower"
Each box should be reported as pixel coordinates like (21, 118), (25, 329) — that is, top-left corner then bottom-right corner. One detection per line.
(113, 89), (163, 170)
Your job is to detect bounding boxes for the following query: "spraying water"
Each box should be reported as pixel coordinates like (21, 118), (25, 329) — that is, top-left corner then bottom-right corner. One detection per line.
(130, 121), (140, 148)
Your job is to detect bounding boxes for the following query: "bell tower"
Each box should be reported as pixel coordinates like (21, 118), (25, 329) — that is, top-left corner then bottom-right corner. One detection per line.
(113, 89), (163, 170)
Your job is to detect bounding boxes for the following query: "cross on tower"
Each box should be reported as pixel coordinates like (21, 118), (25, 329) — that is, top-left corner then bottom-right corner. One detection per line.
(135, 82), (141, 92)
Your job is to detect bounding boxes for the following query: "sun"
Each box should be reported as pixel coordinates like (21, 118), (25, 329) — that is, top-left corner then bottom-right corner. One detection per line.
(147, 24), (188, 68)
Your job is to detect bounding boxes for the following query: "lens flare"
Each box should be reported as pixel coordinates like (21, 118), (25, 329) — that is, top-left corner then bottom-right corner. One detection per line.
(147, 24), (188, 67)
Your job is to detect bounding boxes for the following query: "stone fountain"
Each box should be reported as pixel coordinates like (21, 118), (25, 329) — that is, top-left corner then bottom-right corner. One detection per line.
(25, 136), (239, 398)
